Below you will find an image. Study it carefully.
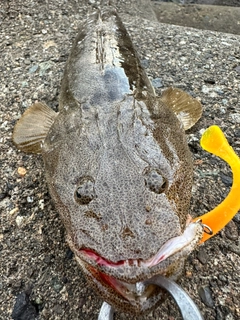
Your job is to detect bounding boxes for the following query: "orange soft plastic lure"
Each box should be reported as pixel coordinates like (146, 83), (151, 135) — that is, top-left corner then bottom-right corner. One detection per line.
(193, 125), (240, 243)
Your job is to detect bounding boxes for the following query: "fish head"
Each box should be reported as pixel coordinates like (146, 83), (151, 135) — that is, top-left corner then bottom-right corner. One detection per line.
(13, 100), (240, 314)
(42, 96), (203, 313)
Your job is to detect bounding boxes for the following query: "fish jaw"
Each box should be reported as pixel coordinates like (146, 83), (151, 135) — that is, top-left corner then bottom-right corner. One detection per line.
(70, 221), (203, 313)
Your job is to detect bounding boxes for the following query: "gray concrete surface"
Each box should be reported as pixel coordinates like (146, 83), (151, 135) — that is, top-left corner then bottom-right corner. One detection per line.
(0, 0), (240, 319)
(164, 0), (240, 6)
(152, 2), (240, 35)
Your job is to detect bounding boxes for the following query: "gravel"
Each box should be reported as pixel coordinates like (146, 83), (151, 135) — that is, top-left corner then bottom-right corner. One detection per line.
(0, 0), (239, 319)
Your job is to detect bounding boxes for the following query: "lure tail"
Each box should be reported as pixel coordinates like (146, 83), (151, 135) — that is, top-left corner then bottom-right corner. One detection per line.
(194, 125), (240, 243)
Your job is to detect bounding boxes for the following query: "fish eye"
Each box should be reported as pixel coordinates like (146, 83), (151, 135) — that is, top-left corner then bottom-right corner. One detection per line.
(75, 177), (96, 205)
(144, 169), (168, 194)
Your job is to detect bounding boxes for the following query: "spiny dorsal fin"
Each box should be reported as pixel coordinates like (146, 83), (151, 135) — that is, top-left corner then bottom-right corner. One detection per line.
(13, 102), (58, 154)
(160, 87), (202, 130)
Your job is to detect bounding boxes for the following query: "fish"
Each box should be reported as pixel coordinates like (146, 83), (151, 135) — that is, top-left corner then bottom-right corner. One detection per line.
(12, 7), (239, 315)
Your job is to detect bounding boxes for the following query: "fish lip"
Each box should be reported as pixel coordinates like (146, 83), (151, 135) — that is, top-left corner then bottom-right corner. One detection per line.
(76, 247), (177, 284)
(74, 221), (203, 283)
(71, 222), (203, 311)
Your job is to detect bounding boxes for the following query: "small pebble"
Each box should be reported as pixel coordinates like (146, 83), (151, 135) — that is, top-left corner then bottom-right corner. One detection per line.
(151, 77), (163, 88)
(214, 86), (224, 94)
(39, 199), (44, 210)
(17, 167), (27, 177)
(24, 59), (31, 65)
(234, 66), (240, 74)
(21, 81), (29, 88)
(218, 275), (227, 282)
(29, 64), (39, 74)
(52, 276), (63, 293)
(201, 85), (209, 94)
(15, 216), (24, 227)
(39, 61), (54, 76)
(198, 286), (214, 308)
(227, 243), (240, 256)
(141, 59), (149, 68)
(12, 292), (38, 320)
(27, 196), (34, 203)
(220, 172), (232, 187)
(185, 270), (192, 278)
(197, 248), (208, 265)
(224, 220), (238, 241)
(9, 207), (19, 215)
(230, 113), (240, 124)
(35, 297), (43, 305)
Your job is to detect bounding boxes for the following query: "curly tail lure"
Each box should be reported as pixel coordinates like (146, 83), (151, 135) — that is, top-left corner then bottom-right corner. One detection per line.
(194, 125), (240, 243)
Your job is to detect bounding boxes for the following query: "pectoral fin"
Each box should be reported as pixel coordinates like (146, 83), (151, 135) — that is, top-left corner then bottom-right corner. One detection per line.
(13, 102), (58, 154)
(193, 126), (240, 243)
(160, 88), (202, 130)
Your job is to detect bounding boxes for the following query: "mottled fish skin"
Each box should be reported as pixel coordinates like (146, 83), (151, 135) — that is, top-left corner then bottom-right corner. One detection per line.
(37, 8), (202, 314)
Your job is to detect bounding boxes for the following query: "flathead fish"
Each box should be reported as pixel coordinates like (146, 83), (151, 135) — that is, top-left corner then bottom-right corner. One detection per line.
(15, 7), (235, 315)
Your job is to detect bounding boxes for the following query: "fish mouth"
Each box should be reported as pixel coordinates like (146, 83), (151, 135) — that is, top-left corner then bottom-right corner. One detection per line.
(75, 253), (172, 313)
(73, 221), (203, 313)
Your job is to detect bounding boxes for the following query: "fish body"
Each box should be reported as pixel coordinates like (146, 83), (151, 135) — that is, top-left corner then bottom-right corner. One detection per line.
(13, 8), (203, 314)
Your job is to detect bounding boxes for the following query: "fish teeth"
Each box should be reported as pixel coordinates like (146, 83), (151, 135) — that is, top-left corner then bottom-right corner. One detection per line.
(136, 281), (145, 295)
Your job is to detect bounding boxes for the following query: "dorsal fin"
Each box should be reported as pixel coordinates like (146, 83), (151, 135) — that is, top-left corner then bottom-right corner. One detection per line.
(160, 87), (202, 130)
(13, 102), (58, 153)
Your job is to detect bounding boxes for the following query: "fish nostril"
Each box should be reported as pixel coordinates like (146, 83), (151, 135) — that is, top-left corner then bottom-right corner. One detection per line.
(121, 226), (135, 239)
(145, 218), (152, 225)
